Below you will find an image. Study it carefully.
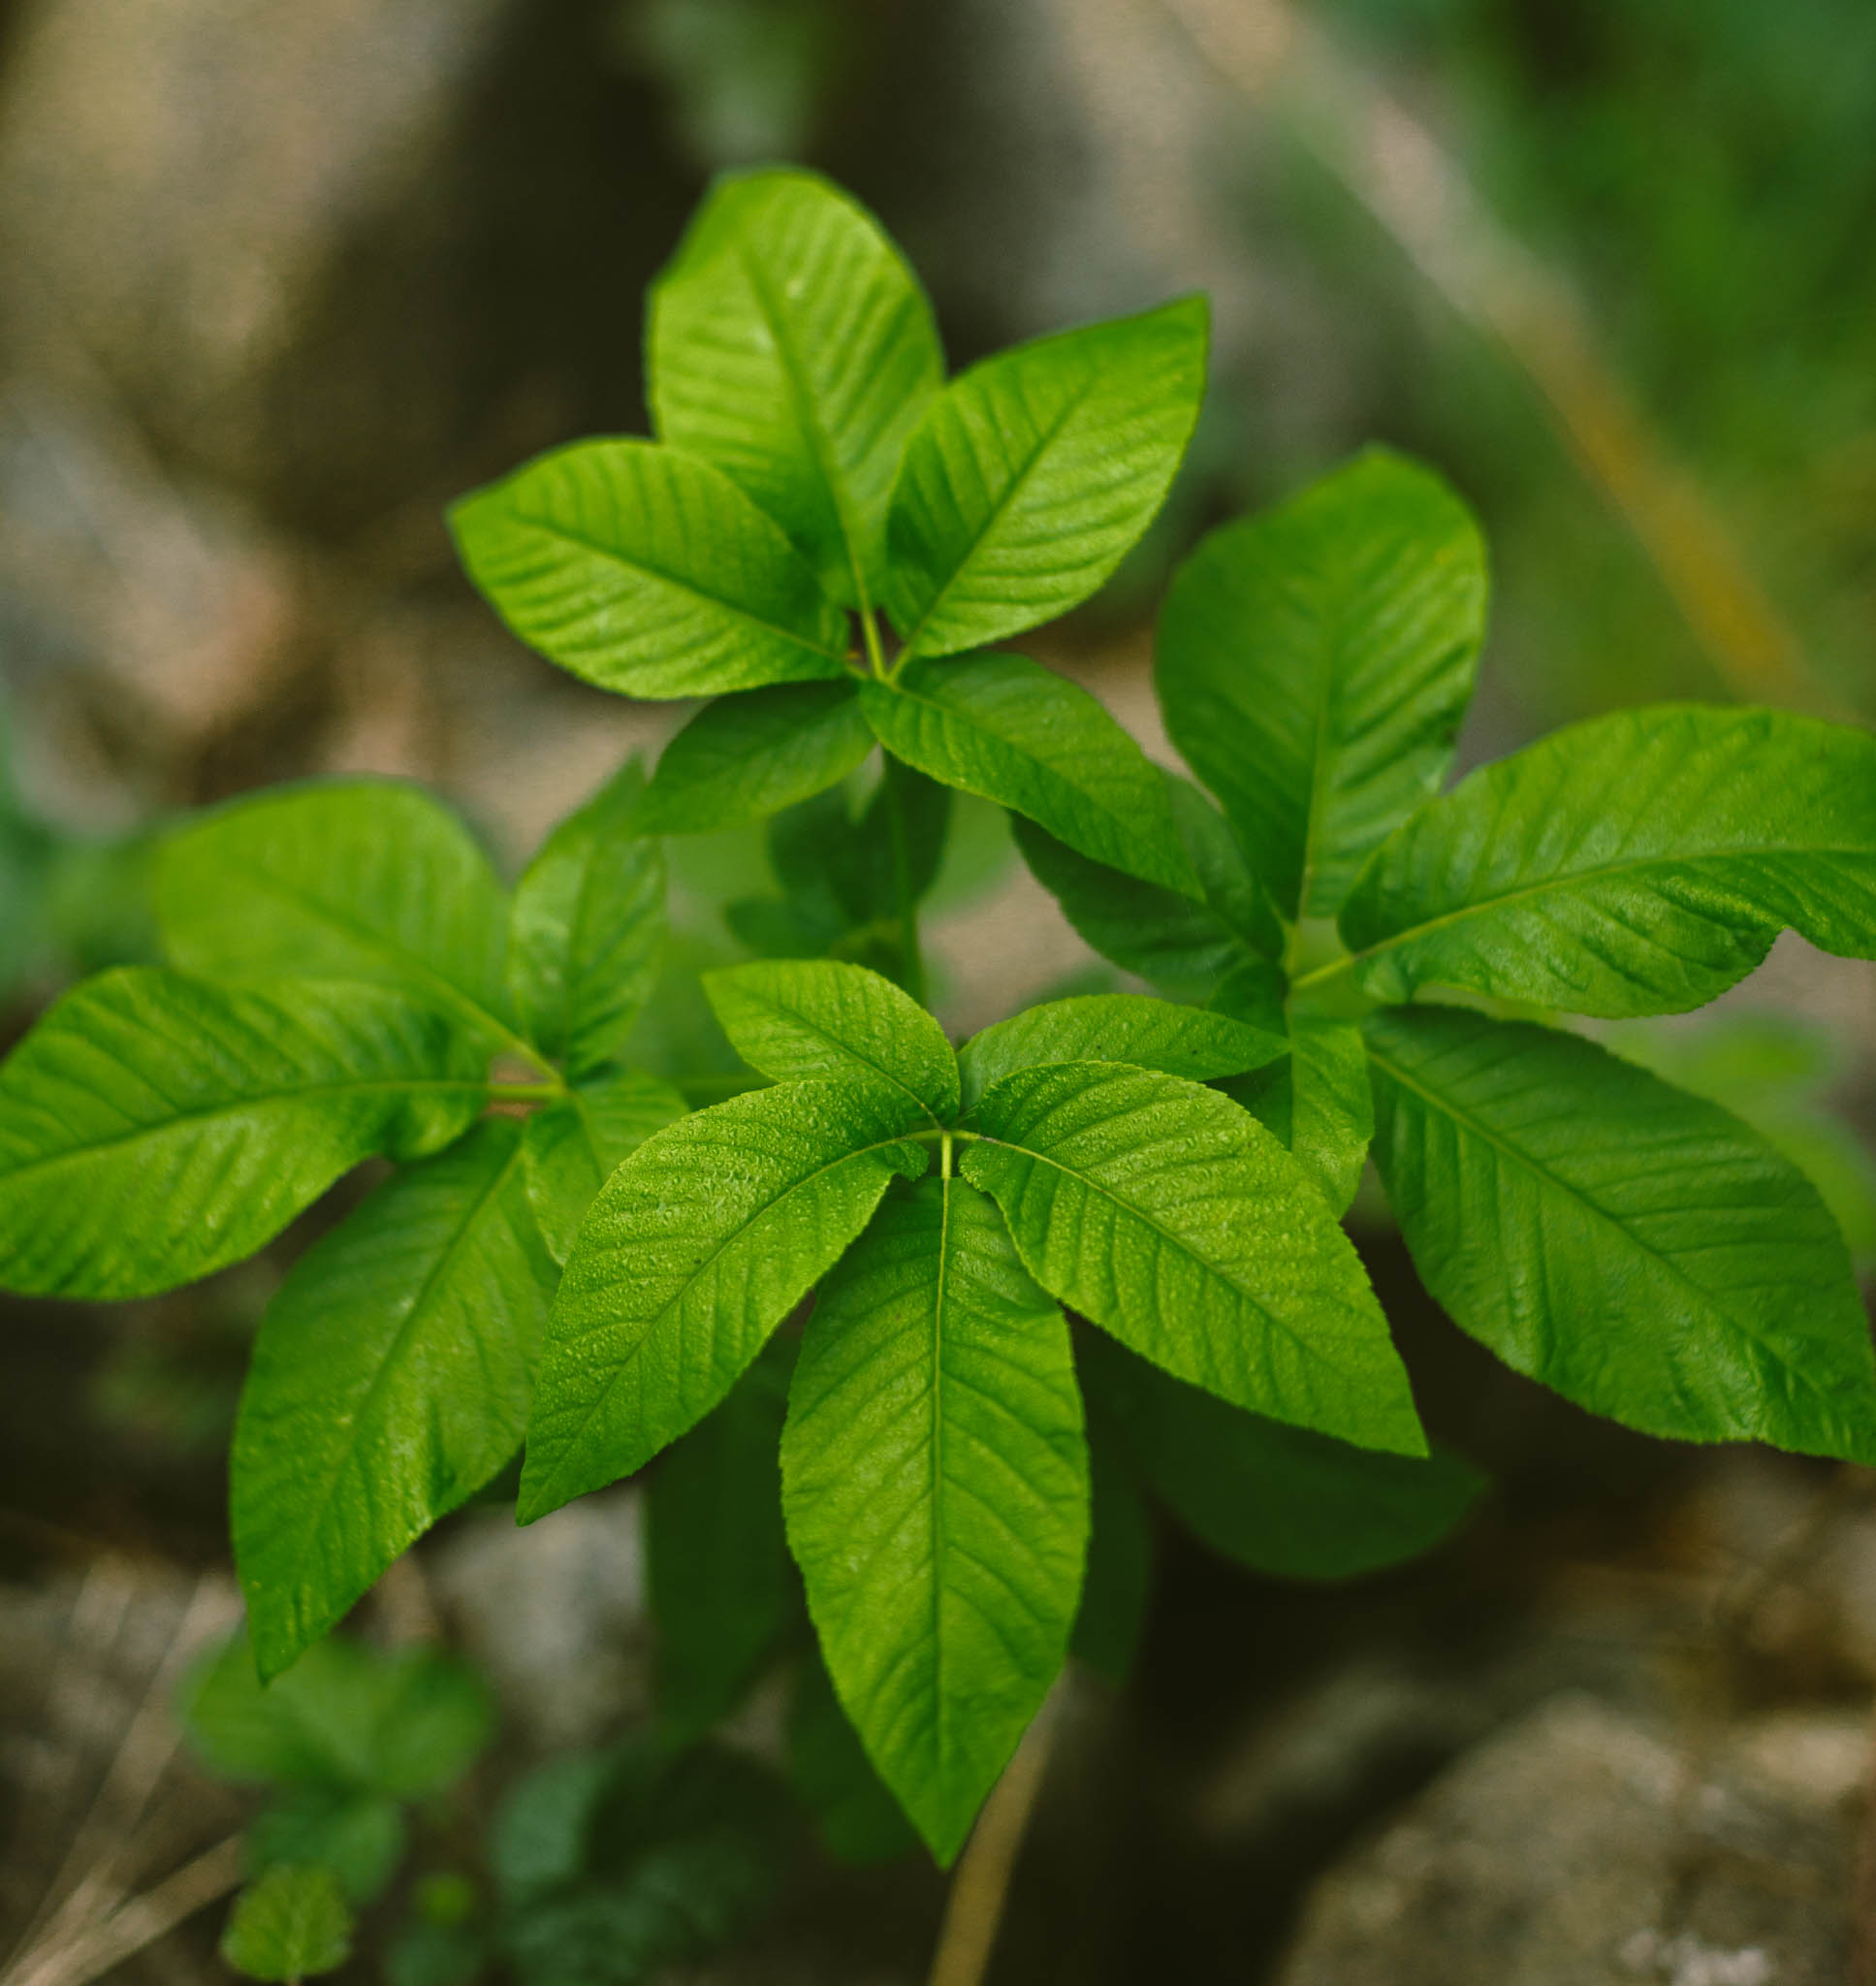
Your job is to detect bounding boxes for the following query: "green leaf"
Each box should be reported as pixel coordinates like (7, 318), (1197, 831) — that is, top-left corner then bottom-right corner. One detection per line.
(509, 761), (666, 1073)
(644, 1337), (796, 1743)
(1069, 1427), (1153, 1685)
(183, 1632), (493, 1799)
(649, 167), (943, 609)
(1159, 448), (1487, 919)
(859, 653), (1198, 894)
(704, 958), (958, 1120)
(961, 1062), (1423, 1454)
(632, 683), (875, 835)
(1082, 1331), (1482, 1580)
(221, 1865), (353, 1982)
(523, 1068), (689, 1265)
(521, 1080), (929, 1522)
(156, 781), (514, 1049)
(958, 994), (1286, 1111)
(1339, 705), (1876, 1016)
(247, 1787), (407, 1905)
(0, 971), (485, 1299)
(884, 297), (1208, 657)
(781, 1176), (1088, 1864)
(1365, 1004), (1876, 1460)
(233, 1119), (556, 1680)
(789, 1651), (920, 1865)
(1212, 966), (1374, 1214)
(1012, 776), (1281, 994)
(450, 439), (851, 700)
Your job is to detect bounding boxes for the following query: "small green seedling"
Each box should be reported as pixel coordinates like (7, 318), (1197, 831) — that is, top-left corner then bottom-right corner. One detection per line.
(5, 168), (1875, 1874)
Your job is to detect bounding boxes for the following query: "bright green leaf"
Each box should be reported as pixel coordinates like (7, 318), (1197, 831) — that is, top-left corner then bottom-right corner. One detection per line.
(632, 683), (874, 835)
(781, 1176), (1088, 1864)
(1082, 1331), (1482, 1580)
(704, 957), (958, 1120)
(859, 653), (1198, 895)
(221, 1865), (353, 1982)
(961, 1062), (1423, 1455)
(0, 971), (485, 1299)
(958, 994), (1286, 1110)
(1340, 706), (1876, 1016)
(884, 297), (1208, 657)
(509, 761), (665, 1073)
(1159, 448), (1487, 919)
(523, 1068), (689, 1265)
(450, 439), (850, 700)
(650, 167), (943, 608)
(233, 1119), (556, 1680)
(789, 1651), (920, 1865)
(157, 781), (514, 1048)
(1365, 1004), (1876, 1460)
(521, 1080), (929, 1522)
(247, 1788), (407, 1905)
(1069, 1427), (1153, 1685)
(645, 1336), (796, 1743)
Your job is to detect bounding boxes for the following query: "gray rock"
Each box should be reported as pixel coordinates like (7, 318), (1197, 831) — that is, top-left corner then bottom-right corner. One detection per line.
(1273, 1692), (1859, 1986)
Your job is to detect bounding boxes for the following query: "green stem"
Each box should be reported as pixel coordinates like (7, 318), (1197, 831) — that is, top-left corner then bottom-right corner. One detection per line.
(487, 1080), (565, 1105)
(1289, 950), (1358, 997)
(881, 753), (928, 1008)
(860, 604), (889, 682)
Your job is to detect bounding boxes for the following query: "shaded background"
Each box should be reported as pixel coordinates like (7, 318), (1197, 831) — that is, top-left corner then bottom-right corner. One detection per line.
(0, 1), (1873, 1981)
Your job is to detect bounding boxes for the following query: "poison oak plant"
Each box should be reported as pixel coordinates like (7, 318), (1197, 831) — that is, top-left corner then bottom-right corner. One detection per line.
(1, 169), (1874, 1879)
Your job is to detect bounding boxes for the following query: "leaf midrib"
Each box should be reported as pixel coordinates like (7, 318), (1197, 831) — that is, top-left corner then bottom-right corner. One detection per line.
(1364, 1032), (1856, 1424)
(271, 1133), (527, 1602)
(1349, 838), (1874, 983)
(737, 989), (947, 1125)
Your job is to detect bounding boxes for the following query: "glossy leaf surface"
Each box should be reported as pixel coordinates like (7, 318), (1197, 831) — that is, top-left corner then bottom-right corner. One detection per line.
(1159, 449), (1486, 918)
(650, 168), (943, 606)
(958, 994), (1285, 1110)
(962, 1063), (1422, 1454)
(523, 1068), (688, 1265)
(705, 958), (958, 1120)
(509, 762), (665, 1073)
(234, 1119), (556, 1679)
(451, 439), (849, 699)
(632, 683), (874, 835)
(1341, 706), (1876, 1016)
(521, 1080), (928, 1521)
(860, 654), (1197, 894)
(782, 1177), (1087, 1863)
(885, 297), (1207, 657)
(0, 971), (484, 1298)
(1082, 1332), (1482, 1579)
(158, 782), (512, 1045)
(1366, 1005), (1876, 1459)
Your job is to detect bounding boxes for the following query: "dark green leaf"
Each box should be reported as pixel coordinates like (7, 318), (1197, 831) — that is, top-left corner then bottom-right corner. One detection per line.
(1340, 706), (1876, 1016)
(782, 1176), (1087, 1864)
(523, 1068), (689, 1265)
(1068, 1427), (1153, 1685)
(509, 761), (665, 1073)
(632, 683), (874, 835)
(1159, 448), (1487, 918)
(789, 1651), (920, 1865)
(645, 1337), (796, 1743)
(157, 781), (514, 1049)
(859, 653), (1198, 894)
(220, 1865), (353, 1982)
(650, 168), (943, 608)
(704, 958), (958, 1120)
(233, 1119), (555, 1679)
(884, 298), (1208, 657)
(493, 1752), (615, 1908)
(247, 1788), (407, 1905)
(521, 1080), (930, 1522)
(450, 439), (850, 700)
(961, 1062), (1423, 1454)
(0, 971), (485, 1299)
(1366, 1004), (1876, 1459)
(1082, 1331), (1482, 1580)
(958, 993), (1285, 1110)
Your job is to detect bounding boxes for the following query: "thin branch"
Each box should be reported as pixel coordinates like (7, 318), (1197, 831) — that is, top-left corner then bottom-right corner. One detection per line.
(5, 1836), (244, 1986)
